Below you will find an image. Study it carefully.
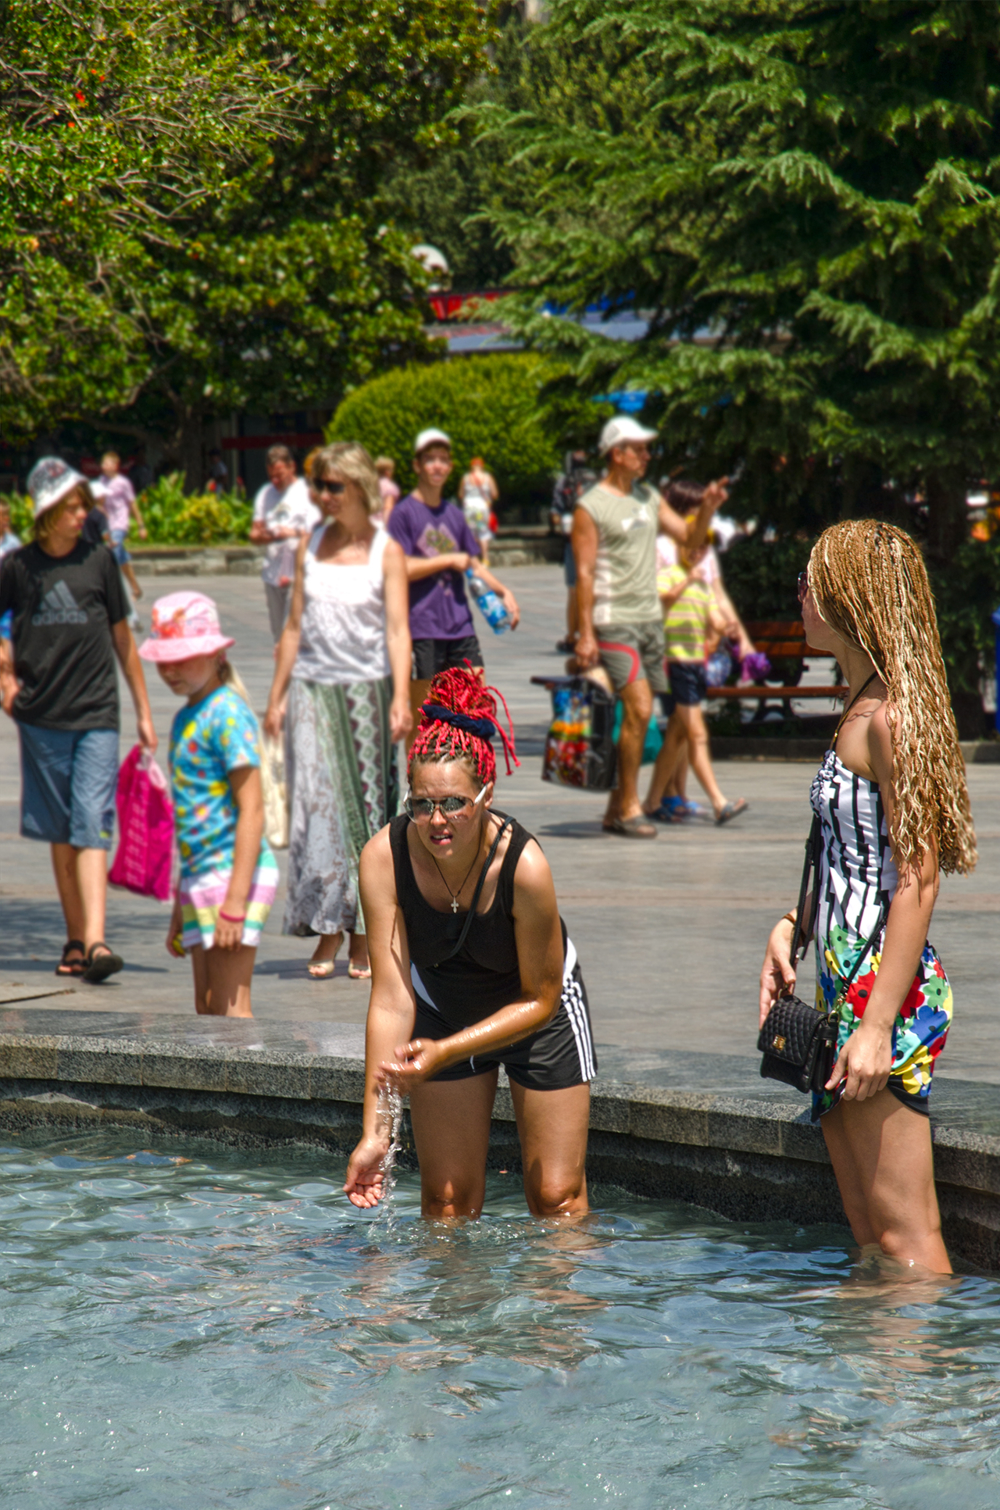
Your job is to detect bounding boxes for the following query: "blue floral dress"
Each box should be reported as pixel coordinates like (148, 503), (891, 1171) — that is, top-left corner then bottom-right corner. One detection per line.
(810, 748), (952, 1121)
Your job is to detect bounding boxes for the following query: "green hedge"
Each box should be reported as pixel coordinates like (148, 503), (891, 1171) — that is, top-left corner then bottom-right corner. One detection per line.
(1, 477), (252, 548)
(327, 353), (607, 514)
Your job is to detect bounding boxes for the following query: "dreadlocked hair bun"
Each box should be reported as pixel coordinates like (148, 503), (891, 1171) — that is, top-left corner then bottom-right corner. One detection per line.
(408, 665), (519, 787)
(810, 519), (976, 877)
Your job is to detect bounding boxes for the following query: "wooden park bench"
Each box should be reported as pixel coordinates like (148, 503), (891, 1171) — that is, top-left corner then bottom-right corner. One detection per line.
(706, 620), (847, 721)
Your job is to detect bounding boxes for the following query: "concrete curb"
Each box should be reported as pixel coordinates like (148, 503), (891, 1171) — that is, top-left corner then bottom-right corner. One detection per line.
(130, 532), (564, 576)
(2, 1013), (999, 1268)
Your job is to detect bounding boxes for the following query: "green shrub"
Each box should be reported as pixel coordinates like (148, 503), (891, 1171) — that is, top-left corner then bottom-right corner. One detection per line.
(0, 491), (33, 542)
(141, 473), (252, 545)
(720, 535), (812, 623)
(327, 354), (606, 515)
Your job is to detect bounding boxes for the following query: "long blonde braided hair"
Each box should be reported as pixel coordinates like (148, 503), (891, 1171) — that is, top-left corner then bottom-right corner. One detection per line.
(809, 520), (976, 877)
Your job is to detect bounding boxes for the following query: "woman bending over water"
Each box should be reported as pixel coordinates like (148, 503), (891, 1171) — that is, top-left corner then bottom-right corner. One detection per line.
(345, 667), (595, 1219)
(759, 521), (976, 1275)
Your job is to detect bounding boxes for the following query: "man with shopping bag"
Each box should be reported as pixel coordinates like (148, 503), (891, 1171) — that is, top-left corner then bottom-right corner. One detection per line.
(0, 458), (158, 982)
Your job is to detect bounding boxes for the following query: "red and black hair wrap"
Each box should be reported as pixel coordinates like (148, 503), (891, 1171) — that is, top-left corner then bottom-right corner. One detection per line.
(408, 665), (519, 787)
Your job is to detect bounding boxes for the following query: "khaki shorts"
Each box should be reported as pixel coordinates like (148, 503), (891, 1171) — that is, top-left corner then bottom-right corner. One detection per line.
(596, 621), (668, 694)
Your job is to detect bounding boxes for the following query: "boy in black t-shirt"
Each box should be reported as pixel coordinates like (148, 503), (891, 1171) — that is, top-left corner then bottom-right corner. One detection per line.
(0, 458), (158, 983)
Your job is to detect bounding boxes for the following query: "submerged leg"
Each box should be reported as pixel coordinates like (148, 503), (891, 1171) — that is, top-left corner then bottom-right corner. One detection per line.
(510, 1080), (590, 1219)
(822, 1090), (950, 1274)
(409, 1069), (498, 1218)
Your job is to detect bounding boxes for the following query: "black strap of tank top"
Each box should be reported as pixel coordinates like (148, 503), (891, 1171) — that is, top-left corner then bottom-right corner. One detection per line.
(789, 670), (882, 968)
(433, 816), (511, 966)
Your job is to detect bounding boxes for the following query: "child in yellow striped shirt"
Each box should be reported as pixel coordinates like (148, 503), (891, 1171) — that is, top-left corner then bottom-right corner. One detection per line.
(654, 538), (748, 826)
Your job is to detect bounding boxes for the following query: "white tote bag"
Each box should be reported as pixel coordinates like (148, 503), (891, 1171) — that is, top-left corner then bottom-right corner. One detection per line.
(260, 731), (289, 850)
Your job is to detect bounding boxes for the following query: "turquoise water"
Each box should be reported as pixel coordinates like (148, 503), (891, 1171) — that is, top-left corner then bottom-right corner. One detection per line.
(3, 1133), (1000, 1509)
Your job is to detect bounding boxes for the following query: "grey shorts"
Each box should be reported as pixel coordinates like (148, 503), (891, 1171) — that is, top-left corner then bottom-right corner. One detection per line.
(18, 724), (119, 849)
(596, 620), (668, 694)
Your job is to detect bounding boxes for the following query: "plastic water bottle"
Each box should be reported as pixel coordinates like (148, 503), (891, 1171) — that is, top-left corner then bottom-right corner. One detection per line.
(466, 568), (510, 634)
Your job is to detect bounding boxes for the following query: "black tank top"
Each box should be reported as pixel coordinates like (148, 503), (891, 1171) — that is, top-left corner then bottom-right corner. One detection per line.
(389, 811), (536, 1030)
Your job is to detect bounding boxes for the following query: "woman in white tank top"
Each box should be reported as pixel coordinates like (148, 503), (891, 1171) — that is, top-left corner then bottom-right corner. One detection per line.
(264, 444), (412, 979)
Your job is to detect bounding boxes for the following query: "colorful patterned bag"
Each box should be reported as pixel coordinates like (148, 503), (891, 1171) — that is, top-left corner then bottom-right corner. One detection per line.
(539, 675), (618, 791)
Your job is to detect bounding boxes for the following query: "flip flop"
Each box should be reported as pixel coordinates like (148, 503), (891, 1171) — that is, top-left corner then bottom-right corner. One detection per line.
(56, 939), (86, 977)
(81, 942), (124, 984)
(715, 799), (748, 826)
(608, 814), (658, 839)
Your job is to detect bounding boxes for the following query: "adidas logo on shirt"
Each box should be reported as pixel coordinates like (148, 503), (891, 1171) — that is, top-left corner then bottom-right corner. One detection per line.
(32, 580), (87, 626)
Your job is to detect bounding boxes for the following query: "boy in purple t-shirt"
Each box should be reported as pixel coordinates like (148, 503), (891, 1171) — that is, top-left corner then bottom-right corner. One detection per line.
(388, 428), (519, 741)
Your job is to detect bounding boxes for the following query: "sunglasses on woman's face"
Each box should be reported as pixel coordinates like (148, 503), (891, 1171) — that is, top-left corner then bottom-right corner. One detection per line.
(404, 788), (487, 821)
(797, 571), (809, 603)
(313, 478), (346, 496)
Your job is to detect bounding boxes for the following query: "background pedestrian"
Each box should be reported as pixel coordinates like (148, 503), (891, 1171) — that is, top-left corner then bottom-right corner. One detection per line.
(458, 456), (499, 566)
(264, 442), (412, 980)
(249, 444), (320, 641)
(142, 592), (275, 1018)
(374, 456), (400, 526)
(0, 458), (157, 983)
(571, 416), (725, 837)
(92, 450), (147, 608)
(387, 428), (519, 743)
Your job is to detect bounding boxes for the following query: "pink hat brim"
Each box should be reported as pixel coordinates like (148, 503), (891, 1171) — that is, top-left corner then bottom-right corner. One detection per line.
(138, 633), (235, 663)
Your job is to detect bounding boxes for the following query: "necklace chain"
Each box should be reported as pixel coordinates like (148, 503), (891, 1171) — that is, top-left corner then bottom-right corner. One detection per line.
(430, 829), (487, 914)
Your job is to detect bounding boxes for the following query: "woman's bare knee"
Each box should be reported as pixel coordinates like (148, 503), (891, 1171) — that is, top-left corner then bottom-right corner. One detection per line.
(524, 1171), (588, 1219)
(422, 1179), (485, 1220)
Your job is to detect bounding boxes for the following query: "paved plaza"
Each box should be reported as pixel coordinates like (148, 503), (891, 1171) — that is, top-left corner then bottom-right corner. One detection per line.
(1, 563), (997, 1087)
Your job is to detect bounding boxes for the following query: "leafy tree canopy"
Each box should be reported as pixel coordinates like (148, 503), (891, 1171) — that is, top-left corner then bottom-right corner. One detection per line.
(478, 0), (1000, 558)
(0, 0), (490, 479)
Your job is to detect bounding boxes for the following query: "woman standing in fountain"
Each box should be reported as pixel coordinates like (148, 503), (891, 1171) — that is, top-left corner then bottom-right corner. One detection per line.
(264, 443), (412, 981)
(344, 667), (595, 1219)
(759, 521), (976, 1275)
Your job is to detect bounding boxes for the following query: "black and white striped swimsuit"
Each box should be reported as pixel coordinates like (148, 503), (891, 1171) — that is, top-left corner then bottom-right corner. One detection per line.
(389, 812), (597, 1089)
(809, 747), (952, 1117)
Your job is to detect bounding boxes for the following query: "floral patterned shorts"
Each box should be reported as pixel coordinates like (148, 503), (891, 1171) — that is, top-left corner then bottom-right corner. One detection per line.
(812, 929), (952, 1121)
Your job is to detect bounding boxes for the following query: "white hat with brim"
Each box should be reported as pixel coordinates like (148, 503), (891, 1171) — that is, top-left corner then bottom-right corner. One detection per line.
(598, 416), (658, 455)
(138, 590), (235, 663)
(414, 427), (452, 456)
(27, 457), (91, 519)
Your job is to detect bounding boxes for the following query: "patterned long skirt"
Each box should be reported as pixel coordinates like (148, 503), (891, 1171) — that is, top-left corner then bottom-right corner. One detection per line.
(284, 676), (399, 937)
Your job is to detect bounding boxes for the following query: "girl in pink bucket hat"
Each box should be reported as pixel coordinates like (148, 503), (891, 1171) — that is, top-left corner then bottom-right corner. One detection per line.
(140, 591), (278, 1016)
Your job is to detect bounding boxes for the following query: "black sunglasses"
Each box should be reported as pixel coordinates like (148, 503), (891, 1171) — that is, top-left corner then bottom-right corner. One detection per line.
(797, 571), (809, 603)
(313, 478), (346, 496)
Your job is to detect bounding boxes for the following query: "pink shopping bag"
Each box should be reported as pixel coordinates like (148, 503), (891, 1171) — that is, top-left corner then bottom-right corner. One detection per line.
(108, 745), (175, 902)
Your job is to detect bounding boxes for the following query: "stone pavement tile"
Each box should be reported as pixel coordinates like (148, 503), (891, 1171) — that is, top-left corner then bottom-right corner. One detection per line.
(2, 565), (997, 1093)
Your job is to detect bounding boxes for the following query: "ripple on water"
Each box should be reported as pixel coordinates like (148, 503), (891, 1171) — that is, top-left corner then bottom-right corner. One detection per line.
(1, 1130), (1000, 1509)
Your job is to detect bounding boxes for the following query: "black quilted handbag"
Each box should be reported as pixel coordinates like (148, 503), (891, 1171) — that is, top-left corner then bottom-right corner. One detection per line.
(758, 814), (881, 1095)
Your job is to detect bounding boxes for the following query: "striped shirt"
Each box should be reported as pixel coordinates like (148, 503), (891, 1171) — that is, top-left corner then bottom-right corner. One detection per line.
(658, 565), (710, 663)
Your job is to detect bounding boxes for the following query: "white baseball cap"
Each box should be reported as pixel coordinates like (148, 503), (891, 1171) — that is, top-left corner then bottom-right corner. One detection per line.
(598, 416), (658, 455)
(27, 456), (91, 519)
(414, 427), (452, 455)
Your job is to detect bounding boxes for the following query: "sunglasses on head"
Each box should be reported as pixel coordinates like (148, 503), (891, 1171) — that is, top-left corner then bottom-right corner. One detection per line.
(403, 788), (487, 821)
(313, 478), (346, 496)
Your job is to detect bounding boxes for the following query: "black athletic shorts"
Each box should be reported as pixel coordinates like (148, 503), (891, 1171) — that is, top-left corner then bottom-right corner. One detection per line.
(412, 633), (484, 681)
(412, 960), (597, 1090)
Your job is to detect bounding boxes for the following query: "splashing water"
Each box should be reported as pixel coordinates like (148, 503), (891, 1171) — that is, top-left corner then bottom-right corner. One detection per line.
(373, 1083), (403, 1226)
